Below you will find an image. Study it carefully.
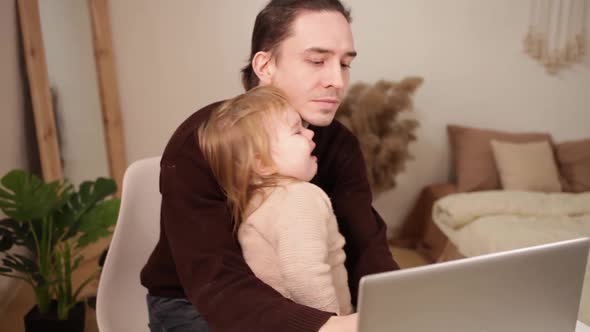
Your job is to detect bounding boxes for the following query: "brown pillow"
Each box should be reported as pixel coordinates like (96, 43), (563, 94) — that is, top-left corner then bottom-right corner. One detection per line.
(448, 125), (552, 192)
(490, 140), (562, 192)
(556, 139), (590, 193)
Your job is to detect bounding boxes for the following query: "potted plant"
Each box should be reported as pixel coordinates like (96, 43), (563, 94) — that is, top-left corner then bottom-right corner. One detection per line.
(0, 170), (120, 332)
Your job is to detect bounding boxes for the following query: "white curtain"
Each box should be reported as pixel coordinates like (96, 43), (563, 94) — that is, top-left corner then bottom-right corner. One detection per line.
(524, 0), (587, 73)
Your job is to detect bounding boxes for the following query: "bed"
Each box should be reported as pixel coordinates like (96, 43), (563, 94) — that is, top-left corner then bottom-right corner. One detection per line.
(433, 190), (590, 323)
(392, 124), (590, 322)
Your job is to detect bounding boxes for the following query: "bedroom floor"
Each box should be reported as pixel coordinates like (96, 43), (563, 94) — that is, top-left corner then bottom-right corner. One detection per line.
(0, 244), (429, 332)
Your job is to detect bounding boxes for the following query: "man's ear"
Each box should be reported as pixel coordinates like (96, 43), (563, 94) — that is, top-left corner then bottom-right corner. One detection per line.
(252, 51), (275, 85)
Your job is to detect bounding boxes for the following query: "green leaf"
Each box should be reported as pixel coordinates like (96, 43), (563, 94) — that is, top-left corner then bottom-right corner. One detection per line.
(0, 218), (20, 249)
(0, 187), (13, 200)
(13, 253), (38, 274)
(2, 255), (29, 274)
(76, 199), (120, 247)
(77, 227), (112, 248)
(75, 178), (117, 209)
(0, 201), (16, 210)
(0, 218), (35, 254)
(55, 178), (117, 242)
(85, 178), (117, 201)
(0, 266), (13, 273)
(0, 228), (15, 252)
(1, 218), (25, 232)
(0, 170), (67, 222)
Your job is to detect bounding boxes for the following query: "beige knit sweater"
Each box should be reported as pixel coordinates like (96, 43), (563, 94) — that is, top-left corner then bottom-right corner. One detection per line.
(238, 181), (353, 315)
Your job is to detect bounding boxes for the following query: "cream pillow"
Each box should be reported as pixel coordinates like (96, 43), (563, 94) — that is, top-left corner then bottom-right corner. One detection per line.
(490, 140), (562, 192)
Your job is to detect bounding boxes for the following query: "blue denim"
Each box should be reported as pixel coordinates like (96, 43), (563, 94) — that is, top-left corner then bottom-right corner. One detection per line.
(146, 294), (210, 332)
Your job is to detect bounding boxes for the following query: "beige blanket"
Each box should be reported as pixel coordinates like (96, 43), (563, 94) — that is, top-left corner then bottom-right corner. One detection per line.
(432, 190), (590, 324)
(434, 191), (590, 229)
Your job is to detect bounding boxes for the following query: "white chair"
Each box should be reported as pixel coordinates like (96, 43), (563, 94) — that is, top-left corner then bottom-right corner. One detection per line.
(96, 156), (162, 332)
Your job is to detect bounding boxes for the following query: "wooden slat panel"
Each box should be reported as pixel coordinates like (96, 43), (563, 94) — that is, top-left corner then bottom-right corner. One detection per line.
(17, 0), (63, 182)
(88, 0), (127, 197)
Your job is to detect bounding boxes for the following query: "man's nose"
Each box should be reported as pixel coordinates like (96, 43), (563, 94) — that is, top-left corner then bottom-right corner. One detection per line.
(322, 62), (344, 89)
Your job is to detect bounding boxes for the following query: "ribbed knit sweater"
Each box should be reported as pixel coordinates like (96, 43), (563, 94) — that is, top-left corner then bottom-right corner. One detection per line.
(239, 182), (353, 316)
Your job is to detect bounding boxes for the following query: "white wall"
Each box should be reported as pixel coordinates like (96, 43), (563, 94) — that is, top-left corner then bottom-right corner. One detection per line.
(0, 0), (28, 312)
(109, 0), (268, 161)
(351, 0), (590, 235)
(109, 0), (590, 235)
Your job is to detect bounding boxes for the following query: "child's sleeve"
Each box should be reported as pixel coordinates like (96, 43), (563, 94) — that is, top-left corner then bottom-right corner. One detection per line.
(273, 184), (342, 315)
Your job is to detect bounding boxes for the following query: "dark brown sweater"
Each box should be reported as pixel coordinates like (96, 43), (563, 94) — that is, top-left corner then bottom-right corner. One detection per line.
(140, 101), (400, 332)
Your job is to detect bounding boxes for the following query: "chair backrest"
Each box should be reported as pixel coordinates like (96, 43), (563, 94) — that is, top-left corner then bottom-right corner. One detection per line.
(96, 156), (162, 332)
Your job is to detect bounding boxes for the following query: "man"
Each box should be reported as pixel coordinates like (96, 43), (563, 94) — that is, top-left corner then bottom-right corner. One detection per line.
(140, 1), (400, 331)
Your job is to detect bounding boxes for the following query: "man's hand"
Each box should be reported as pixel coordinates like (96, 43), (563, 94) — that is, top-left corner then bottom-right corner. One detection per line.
(318, 313), (358, 332)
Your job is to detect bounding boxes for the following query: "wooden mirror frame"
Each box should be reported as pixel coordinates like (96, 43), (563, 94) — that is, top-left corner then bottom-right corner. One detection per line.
(17, 0), (126, 196)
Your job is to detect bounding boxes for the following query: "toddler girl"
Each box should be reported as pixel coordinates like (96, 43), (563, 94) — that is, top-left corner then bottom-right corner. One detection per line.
(198, 85), (352, 315)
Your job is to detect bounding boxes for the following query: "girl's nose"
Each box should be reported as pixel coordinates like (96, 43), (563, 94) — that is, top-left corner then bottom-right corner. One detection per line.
(303, 127), (314, 140)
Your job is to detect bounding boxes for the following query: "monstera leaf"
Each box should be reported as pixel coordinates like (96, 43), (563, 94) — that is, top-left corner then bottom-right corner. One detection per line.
(0, 218), (31, 252)
(0, 170), (70, 222)
(0, 252), (38, 276)
(54, 177), (118, 244)
(76, 199), (119, 247)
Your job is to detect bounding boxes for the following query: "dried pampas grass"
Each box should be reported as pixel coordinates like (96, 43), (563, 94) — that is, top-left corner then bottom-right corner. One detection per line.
(336, 77), (423, 196)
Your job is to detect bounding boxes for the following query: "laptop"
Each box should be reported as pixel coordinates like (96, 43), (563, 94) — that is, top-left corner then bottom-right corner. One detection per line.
(357, 238), (590, 332)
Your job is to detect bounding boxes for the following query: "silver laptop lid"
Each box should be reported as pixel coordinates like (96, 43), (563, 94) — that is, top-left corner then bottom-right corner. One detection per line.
(357, 238), (590, 332)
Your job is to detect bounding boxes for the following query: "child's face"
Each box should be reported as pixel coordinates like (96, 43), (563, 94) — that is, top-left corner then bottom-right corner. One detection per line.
(267, 107), (318, 182)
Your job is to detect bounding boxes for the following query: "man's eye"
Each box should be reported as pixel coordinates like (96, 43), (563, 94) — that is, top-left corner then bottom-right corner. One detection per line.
(309, 59), (324, 65)
(341, 63), (351, 69)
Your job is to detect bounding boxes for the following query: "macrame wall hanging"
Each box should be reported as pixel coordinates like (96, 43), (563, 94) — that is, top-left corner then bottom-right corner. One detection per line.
(524, 0), (587, 74)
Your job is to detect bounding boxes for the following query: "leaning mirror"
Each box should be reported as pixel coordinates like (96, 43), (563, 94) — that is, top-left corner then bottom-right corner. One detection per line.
(18, 0), (126, 194)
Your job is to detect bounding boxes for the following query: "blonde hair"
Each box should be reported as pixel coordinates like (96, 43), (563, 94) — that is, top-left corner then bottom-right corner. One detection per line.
(198, 85), (292, 231)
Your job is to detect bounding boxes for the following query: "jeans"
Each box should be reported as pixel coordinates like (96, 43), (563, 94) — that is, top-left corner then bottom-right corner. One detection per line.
(146, 294), (210, 332)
